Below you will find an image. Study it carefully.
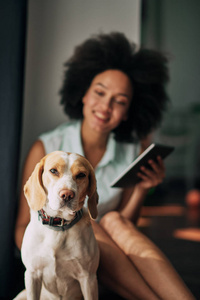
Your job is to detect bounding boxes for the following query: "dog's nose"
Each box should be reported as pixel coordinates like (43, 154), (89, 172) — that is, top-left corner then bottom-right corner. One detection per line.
(59, 189), (75, 201)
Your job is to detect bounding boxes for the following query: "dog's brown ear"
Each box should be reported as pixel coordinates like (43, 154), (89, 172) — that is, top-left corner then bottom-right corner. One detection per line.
(24, 158), (46, 211)
(87, 165), (99, 220)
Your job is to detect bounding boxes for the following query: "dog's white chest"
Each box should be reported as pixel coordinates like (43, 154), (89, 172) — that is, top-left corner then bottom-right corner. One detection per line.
(22, 218), (99, 298)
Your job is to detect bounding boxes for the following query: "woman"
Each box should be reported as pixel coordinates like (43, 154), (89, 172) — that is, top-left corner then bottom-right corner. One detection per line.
(15, 32), (195, 299)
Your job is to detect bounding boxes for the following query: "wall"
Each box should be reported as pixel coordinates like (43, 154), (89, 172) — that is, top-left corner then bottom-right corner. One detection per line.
(160, 0), (200, 109)
(161, 1), (200, 185)
(21, 0), (141, 166)
(142, 0), (200, 109)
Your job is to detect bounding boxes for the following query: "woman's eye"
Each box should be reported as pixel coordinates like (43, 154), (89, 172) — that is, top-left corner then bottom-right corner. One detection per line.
(114, 99), (127, 106)
(50, 169), (59, 175)
(95, 90), (104, 96)
(115, 99), (127, 106)
(76, 172), (86, 179)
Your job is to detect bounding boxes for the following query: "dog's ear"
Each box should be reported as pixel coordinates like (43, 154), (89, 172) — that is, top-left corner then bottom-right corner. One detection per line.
(87, 165), (99, 220)
(24, 158), (46, 211)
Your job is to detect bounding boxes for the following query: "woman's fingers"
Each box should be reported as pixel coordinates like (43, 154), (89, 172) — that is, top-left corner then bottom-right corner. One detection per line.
(137, 157), (166, 188)
(148, 156), (165, 173)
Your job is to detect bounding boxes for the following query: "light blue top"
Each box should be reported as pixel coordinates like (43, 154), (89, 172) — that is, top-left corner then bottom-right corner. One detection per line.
(39, 120), (139, 220)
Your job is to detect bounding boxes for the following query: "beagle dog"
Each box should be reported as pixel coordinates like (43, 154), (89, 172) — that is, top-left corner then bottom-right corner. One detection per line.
(15, 151), (99, 300)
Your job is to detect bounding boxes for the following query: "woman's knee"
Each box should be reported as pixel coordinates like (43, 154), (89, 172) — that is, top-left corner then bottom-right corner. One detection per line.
(100, 211), (125, 230)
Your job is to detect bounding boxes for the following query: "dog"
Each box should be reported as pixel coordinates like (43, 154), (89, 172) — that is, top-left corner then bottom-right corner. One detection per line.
(14, 151), (99, 300)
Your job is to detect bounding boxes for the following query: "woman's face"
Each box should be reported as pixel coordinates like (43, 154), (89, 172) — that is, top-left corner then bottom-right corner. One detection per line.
(82, 70), (133, 135)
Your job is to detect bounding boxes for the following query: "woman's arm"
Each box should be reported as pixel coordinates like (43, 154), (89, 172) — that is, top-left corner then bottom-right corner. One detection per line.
(118, 156), (165, 223)
(15, 140), (46, 250)
(118, 186), (148, 223)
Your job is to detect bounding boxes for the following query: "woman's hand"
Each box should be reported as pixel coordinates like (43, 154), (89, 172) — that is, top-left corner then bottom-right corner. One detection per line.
(136, 156), (165, 190)
(119, 156), (165, 222)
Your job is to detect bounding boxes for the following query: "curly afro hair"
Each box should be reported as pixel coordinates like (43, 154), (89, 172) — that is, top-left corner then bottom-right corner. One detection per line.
(60, 32), (169, 142)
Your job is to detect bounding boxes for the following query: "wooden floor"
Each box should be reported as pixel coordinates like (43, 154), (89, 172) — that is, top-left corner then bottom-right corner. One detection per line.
(11, 182), (200, 300)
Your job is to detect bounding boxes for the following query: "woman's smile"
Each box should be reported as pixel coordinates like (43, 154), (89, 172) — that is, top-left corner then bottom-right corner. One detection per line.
(93, 111), (110, 122)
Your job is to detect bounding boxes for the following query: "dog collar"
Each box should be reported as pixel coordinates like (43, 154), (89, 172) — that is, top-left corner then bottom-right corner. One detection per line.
(38, 208), (83, 231)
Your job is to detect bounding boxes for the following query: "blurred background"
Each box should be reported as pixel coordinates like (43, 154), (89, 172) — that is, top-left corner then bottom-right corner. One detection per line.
(0, 0), (200, 299)
(141, 0), (200, 191)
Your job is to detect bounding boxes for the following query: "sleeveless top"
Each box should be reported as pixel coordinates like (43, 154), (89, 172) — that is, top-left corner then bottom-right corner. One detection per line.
(39, 120), (139, 220)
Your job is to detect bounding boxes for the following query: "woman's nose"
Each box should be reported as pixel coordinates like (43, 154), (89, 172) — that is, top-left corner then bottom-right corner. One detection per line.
(100, 97), (112, 111)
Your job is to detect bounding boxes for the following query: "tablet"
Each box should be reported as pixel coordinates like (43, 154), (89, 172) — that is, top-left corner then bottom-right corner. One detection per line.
(110, 143), (174, 188)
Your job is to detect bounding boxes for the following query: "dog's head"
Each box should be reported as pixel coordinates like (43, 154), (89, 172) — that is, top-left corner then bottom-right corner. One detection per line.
(24, 151), (98, 219)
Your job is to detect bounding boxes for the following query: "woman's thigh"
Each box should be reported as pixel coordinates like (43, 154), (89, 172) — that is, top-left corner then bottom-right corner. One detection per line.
(92, 219), (159, 300)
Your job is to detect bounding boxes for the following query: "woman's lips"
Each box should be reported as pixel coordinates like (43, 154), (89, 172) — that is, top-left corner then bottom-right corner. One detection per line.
(94, 111), (110, 122)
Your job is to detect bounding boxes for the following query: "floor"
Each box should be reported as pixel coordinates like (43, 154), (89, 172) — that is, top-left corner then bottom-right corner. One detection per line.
(10, 182), (200, 300)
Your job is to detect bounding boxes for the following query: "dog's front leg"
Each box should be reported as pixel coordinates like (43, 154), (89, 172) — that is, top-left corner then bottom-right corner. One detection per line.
(25, 270), (42, 300)
(79, 274), (98, 300)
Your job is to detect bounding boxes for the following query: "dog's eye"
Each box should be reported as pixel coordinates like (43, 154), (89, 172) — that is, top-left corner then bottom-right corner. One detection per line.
(50, 169), (59, 175)
(76, 172), (86, 179)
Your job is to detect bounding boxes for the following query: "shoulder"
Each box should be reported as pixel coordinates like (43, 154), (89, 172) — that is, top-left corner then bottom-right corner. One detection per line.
(39, 120), (81, 154)
(39, 120), (80, 140)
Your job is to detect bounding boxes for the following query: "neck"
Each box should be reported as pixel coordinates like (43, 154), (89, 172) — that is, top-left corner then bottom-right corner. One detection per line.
(37, 208), (84, 231)
(81, 120), (109, 148)
(81, 120), (109, 168)
(42, 204), (76, 221)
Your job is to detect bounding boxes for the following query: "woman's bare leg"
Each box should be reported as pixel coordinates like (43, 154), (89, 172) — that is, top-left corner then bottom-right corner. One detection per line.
(92, 221), (160, 300)
(100, 211), (195, 300)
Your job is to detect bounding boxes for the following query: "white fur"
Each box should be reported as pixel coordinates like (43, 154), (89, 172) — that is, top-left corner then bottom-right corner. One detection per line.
(14, 151), (99, 300)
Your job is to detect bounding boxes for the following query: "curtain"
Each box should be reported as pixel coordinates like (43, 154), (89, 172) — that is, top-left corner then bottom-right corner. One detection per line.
(0, 0), (27, 298)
